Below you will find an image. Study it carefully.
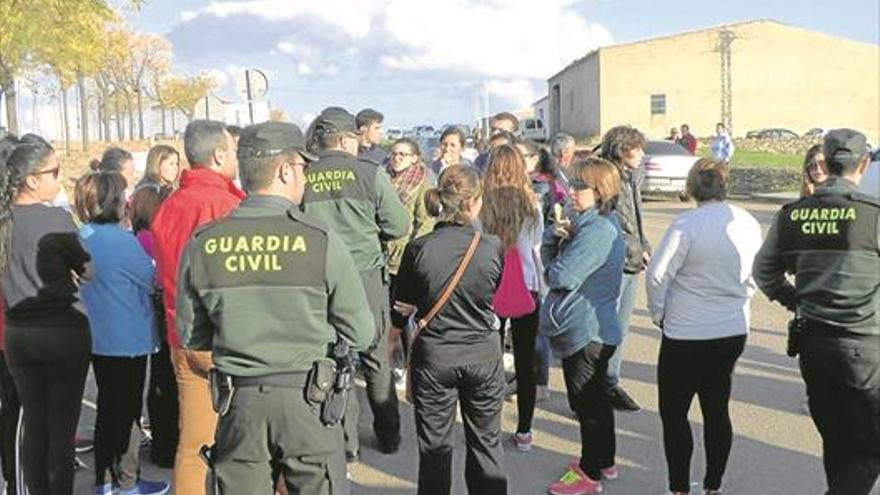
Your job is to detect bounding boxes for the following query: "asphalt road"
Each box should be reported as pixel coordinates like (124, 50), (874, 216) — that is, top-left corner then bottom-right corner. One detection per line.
(58, 199), (878, 494)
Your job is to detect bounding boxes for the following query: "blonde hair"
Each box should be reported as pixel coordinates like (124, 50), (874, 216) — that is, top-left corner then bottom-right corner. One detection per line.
(572, 157), (621, 214)
(144, 144), (180, 186)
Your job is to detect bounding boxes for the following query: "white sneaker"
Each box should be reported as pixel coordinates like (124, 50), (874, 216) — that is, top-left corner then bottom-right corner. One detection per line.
(514, 431), (532, 452)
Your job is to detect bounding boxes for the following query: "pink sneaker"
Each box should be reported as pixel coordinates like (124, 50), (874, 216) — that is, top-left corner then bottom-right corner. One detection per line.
(565, 459), (618, 481)
(514, 432), (532, 452)
(547, 464), (603, 494)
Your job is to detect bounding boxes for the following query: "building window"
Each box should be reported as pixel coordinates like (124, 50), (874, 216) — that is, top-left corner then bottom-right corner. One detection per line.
(651, 94), (666, 115)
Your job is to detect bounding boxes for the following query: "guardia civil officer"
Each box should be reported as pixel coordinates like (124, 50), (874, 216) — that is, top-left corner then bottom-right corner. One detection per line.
(176, 122), (375, 494)
(302, 107), (410, 459)
(753, 129), (880, 495)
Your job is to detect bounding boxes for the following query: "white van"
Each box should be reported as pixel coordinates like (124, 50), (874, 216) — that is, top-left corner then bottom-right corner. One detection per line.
(521, 118), (547, 142)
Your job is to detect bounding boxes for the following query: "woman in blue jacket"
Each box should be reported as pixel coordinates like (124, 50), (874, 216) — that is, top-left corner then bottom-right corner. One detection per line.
(74, 172), (169, 495)
(540, 158), (625, 495)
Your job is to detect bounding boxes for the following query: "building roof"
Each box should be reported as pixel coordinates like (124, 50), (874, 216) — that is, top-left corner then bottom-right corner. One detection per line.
(547, 18), (878, 81)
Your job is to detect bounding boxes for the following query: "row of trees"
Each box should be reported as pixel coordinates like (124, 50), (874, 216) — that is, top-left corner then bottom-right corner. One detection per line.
(0, 0), (217, 148)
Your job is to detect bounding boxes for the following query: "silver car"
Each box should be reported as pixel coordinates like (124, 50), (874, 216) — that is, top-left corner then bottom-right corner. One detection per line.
(641, 140), (699, 198)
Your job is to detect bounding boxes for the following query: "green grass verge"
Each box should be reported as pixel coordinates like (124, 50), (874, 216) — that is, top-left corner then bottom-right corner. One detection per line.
(698, 148), (803, 169)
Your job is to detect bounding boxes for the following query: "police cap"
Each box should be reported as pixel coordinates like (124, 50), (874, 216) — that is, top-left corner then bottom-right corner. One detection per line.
(312, 107), (358, 135)
(824, 128), (867, 169)
(238, 122), (317, 162)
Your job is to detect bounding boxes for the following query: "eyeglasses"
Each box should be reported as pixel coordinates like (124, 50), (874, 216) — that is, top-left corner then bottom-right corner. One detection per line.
(32, 166), (61, 180)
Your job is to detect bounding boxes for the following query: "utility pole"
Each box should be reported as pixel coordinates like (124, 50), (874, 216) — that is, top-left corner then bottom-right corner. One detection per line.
(716, 30), (737, 135)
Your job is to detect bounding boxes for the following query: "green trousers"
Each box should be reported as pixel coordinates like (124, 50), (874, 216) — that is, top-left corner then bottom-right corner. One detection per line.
(214, 384), (348, 494)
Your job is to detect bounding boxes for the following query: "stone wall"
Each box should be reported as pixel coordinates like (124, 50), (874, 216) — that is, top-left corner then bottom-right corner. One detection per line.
(729, 167), (801, 195)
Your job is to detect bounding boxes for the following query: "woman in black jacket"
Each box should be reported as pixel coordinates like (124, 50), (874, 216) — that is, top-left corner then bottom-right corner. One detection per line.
(395, 165), (507, 495)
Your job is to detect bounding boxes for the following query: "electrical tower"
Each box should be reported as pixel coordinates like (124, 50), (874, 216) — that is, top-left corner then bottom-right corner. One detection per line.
(716, 30), (737, 134)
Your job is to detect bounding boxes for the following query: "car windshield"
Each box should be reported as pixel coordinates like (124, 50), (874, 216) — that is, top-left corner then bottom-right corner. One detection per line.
(646, 141), (691, 156)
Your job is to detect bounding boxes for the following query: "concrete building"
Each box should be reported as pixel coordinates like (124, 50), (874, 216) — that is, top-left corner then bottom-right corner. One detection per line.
(546, 20), (880, 142)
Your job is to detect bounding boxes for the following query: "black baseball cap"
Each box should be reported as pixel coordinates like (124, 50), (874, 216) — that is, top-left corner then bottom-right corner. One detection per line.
(312, 107), (358, 135)
(824, 128), (868, 169)
(355, 108), (384, 129)
(237, 122), (317, 162)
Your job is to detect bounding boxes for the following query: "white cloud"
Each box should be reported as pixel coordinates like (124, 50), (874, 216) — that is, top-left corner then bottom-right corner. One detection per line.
(485, 79), (541, 110)
(180, 10), (198, 22)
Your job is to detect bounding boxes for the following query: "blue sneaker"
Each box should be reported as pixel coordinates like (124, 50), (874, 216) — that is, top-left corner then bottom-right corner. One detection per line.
(94, 483), (113, 495)
(117, 480), (170, 495)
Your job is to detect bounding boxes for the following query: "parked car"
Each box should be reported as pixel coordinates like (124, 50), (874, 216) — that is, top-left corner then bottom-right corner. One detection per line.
(413, 125), (435, 137)
(745, 128), (799, 139)
(640, 140), (699, 199)
(386, 127), (403, 140)
(803, 127), (828, 138)
(521, 117), (547, 142)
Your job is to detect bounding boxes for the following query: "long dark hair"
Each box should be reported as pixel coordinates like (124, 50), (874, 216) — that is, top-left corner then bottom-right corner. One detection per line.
(0, 134), (55, 273)
(90, 146), (133, 173)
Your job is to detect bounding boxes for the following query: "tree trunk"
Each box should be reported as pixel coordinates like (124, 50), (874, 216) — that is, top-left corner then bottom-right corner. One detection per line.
(126, 94), (134, 141)
(160, 106), (166, 135)
(60, 83), (71, 153)
(77, 72), (89, 150)
(136, 88), (145, 140)
(0, 74), (19, 135)
(114, 91), (123, 141)
(170, 109), (176, 134)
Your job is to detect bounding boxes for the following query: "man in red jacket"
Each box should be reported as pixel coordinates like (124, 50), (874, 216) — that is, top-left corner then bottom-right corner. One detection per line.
(151, 120), (244, 495)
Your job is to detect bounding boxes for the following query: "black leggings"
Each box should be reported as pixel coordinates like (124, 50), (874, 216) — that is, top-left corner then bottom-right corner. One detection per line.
(507, 300), (540, 434)
(93, 354), (148, 487)
(0, 352), (21, 495)
(658, 334), (746, 493)
(5, 321), (90, 495)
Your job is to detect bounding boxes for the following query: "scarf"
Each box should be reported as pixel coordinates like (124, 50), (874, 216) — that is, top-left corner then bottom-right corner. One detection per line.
(387, 163), (426, 205)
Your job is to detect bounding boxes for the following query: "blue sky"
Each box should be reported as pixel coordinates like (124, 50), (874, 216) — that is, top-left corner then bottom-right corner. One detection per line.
(127, 0), (880, 129)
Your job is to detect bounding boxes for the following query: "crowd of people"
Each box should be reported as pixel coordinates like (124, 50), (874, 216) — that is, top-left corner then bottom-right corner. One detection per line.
(0, 107), (877, 495)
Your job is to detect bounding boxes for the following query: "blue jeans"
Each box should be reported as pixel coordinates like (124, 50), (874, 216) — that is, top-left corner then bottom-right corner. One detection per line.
(607, 273), (639, 386)
(535, 332), (552, 386)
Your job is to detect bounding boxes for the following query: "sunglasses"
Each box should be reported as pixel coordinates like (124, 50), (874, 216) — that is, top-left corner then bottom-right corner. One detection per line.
(32, 166), (61, 180)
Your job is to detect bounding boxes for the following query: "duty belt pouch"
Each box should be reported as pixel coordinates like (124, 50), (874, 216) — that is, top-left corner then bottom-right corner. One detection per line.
(787, 316), (806, 357)
(209, 369), (234, 416)
(306, 360), (336, 405)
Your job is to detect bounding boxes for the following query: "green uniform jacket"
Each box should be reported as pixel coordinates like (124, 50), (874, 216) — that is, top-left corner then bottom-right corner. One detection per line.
(301, 150), (409, 271)
(176, 195), (375, 377)
(753, 178), (880, 335)
(386, 174), (435, 275)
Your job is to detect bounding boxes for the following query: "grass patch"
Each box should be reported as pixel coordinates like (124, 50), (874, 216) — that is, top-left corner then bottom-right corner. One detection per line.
(698, 147), (802, 169)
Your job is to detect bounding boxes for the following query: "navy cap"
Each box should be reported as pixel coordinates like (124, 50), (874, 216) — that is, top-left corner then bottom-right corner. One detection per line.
(312, 107), (357, 135)
(824, 128), (868, 169)
(238, 122), (317, 162)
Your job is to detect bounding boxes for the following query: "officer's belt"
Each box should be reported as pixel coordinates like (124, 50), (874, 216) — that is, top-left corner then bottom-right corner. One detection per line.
(230, 371), (309, 388)
(803, 318), (849, 335)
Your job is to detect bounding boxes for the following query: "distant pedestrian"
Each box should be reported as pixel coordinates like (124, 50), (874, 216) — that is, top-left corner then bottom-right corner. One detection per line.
(395, 165), (507, 495)
(541, 157), (625, 495)
(430, 126), (473, 177)
(800, 144), (828, 197)
(646, 159), (762, 495)
(678, 124), (698, 154)
(356, 108), (388, 165)
(667, 127), (680, 142)
(711, 123), (734, 163)
(75, 171), (169, 495)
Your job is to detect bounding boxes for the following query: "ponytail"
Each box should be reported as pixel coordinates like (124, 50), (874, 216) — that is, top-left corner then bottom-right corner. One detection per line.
(424, 165), (482, 225)
(0, 134), (55, 273)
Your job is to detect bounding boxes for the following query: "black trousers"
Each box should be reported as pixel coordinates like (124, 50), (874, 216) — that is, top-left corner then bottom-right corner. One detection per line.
(343, 268), (400, 453)
(146, 328), (179, 468)
(411, 358), (507, 495)
(5, 321), (90, 495)
(0, 352), (20, 495)
(561, 342), (616, 481)
(93, 354), (148, 487)
(800, 330), (880, 495)
(501, 299), (540, 435)
(657, 334), (746, 492)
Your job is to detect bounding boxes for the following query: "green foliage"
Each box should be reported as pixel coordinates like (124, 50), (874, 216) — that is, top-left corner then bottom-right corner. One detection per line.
(698, 148), (803, 169)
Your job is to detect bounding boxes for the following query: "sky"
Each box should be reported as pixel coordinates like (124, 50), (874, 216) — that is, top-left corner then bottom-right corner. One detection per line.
(122, 0), (879, 129)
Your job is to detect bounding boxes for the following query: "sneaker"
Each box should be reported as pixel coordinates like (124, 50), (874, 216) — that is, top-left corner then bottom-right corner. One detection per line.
(94, 483), (113, 495)
(607, 385), (641, 412)
(75, 436), (94, 453)
(536, 385), (550, 403)
(513, 431), (532, 452)
(547, 464), (603, 494)
(117, 480), (170, 495)
(600, 465), (619, 481)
